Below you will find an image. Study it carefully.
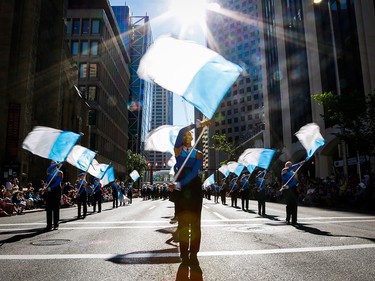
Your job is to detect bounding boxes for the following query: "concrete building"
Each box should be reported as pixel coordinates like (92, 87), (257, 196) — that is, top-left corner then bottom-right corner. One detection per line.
(67, 0), (131, 178)
(148, 85), (174, 169)
(206, 0), (265, 173)
(0, 0), (86, 184)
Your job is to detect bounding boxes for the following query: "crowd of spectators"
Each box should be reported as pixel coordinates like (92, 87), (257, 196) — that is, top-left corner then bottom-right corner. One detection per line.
(1, 170), (374, 217)
(0, 177), (129, 217)
(264, 171), (375, 211)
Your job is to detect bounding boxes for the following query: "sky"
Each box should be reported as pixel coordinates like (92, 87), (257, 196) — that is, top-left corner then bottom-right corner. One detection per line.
(109, 0), (208, 126)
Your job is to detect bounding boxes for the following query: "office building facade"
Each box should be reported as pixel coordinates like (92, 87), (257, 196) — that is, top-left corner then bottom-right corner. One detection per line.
(0, 0), (89, 183)
(206, 0), (375, 178)
(67, 0), (130, 178)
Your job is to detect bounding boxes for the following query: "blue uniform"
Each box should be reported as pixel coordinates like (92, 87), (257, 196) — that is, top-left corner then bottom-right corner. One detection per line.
(256, 170), (266, 216)
(92, 180), (102, 212)
(240, 175), (250, 211)
(282, 162), (302, 224)
(76, 179), (87, 218)
(45, 165), (63, 230)
(173, 124), (203, 266)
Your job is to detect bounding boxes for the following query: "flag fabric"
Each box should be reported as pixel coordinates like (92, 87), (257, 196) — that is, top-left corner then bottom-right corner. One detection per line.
(238, 148), (275, 174)
(144, 125), (183, 153)
(101, 166), (115, 186)
(227, 161), (245, 177)
(66, 145), (96, 172)
(203, 174), (215, 188)
(87, 159), (110, 179)
(137, 36), (242, 119)
(130, 170), (140, 182)
(295, 123), (326, 160)
(167, 156), (176, 168)
(22, 126), (80, 162)
(218, 164), (230, 178)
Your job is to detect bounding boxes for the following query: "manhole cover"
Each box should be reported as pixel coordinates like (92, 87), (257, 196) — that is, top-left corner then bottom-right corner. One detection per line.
(31, 239), (71, 246)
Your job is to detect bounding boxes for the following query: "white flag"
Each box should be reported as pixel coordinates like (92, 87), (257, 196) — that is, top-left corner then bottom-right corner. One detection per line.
(138, 36), (242, 119)
(66, 145), (96, 172)
(295, 123), (325, 160)
(144, 125), (182, 153)
(130, 170), (140, 182)
(87, 159), (110, 179)
(22, 126), (80, 162)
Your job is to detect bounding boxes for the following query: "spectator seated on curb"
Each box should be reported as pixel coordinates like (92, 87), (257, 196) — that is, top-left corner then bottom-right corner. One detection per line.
(0, 198), (17, 215)
(11, 191), (26, 215)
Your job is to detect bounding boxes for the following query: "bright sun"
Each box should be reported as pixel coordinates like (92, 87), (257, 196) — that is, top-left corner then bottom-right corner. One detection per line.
(169, 0), (207, 25)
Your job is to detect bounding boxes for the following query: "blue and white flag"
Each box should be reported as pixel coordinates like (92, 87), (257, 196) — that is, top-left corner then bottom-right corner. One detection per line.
(218, 164), (230, 178)
(144, 125), (183, 153)
(101, 166), (115, 186)
(203, 174), (215, 188)
(137, 36), (242, 119)
(130, 170), (140, 182)
(295, 123), (325, 160)
(227, 161), (245, 177)
(87, 159), (110, 179)
(238, 148), (275, 174)
(22, 126), (80, 163)
(66, 145), (96, 172)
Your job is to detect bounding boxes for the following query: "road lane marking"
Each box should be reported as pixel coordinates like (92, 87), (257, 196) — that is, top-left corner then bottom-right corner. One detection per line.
(213, 212), (228, 220)
(0, 243), (374, 260)
(148, 206), (156, 210)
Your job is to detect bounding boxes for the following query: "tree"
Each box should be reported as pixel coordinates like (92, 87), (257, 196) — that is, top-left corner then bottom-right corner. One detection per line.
(312, 90), (375, 177)
(126, 150), (148, 180)
(209, 133), (235, 166)
(312, 91), (366, 143)
(360, 91), (375, 155)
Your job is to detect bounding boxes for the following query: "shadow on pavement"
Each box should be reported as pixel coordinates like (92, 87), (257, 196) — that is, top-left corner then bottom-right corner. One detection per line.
(0, 228), (46, 246)
(107, 248), (181, 264)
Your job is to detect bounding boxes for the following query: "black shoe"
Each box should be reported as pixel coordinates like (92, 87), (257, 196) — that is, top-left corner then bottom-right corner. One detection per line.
(45, 226), (52, 232)
(53, 226), (59, 230)
(286, 220), (290, 224)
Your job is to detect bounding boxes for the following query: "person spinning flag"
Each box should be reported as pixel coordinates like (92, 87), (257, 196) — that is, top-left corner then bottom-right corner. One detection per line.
(168, 119), (210, 267)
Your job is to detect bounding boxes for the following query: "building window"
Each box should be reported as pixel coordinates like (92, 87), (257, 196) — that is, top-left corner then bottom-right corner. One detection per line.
(91, 19), (100, 34)
(72, 19), (80, 35)
(88, 86), (97, 101)
(82, 19), (90, 34)
(90, 41), (99, 56)
(89, 64), (98, 78)
(90, 133), (97, 150)
(79, 63), (87, 78)
(71, 41), (79, 56)
(66, 20), (71, 34)
(81, 41), (89, 56)
(89, 110), (97, 125)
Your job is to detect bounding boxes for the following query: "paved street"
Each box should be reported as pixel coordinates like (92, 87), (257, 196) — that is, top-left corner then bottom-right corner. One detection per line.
(1, 197), (375, 281)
